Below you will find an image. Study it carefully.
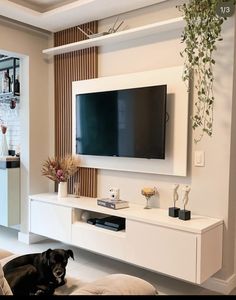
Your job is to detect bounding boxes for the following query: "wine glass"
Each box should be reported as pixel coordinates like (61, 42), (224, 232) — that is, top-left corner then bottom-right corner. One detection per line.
(141, 187), (157, 209)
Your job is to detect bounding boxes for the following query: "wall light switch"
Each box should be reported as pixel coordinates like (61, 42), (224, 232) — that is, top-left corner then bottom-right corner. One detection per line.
(194, 151), (205, 167)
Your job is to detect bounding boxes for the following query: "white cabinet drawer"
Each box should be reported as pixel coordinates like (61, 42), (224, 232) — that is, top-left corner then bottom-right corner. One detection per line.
(126, 220), (197, 283)
(72, 222), (126, 260)
(30, 200), (72, 244)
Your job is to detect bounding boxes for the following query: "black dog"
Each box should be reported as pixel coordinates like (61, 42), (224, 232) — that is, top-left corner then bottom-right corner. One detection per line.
(3, 248), (74, 295)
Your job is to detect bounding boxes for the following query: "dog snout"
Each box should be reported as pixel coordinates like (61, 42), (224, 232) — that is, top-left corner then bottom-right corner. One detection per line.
(54, 268), (64, 278)
(56, 270), (64, 277)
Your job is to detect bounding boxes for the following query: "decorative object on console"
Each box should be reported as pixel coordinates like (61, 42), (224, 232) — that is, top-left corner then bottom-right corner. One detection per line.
(179, 185), (191, 221)
(168, 184), (180, 218)
(177, 0), (234, 143)
(141, 187), (157, 209)
(58, 181), (68, 198)
(109, 187), (120, 201)
(73, 182), (80, 198)
(77, 16), (125, 39)
(81, 211), (90, 222)
(0, 124), (8, 157)
(41, 155), (80, 198)
(97, 198), (129, 210)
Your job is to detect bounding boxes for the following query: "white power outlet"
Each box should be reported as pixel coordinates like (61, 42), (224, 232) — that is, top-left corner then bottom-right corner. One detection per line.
(194, 151), (205, 167)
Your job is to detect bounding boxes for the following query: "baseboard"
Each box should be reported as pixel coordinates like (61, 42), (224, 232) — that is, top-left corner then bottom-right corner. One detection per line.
(9, 224), (20, 230)
(202, 273), (236, 295)
(18, 231), (47, 244)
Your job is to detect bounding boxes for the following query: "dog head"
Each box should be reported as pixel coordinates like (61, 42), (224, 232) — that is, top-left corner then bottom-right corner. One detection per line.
(42, 248), (74, 281)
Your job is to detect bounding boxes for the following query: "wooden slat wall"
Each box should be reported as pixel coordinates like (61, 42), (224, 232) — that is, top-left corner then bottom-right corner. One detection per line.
(54, 22), (98, 197)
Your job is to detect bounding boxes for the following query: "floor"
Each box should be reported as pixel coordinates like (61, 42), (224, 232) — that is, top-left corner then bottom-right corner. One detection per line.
(0, 226), (224, 295)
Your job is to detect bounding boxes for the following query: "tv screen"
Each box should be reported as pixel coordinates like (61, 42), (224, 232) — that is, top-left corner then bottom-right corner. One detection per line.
(75, 85), (167, 159)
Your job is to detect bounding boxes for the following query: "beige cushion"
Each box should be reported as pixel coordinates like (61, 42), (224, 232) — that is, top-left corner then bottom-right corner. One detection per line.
(0, 263), (12, 295)
(71, 274), (157, 295)
(0, 249), (157, 296)
(55, 276), (87, 295)
(0, 249), (13, 260)
(0, 254), (19, 267)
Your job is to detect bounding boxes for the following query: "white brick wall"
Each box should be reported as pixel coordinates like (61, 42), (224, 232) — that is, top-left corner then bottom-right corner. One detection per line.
(0, 102), (20, 154)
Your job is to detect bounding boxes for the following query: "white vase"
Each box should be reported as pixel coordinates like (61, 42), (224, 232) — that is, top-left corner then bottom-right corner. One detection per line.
(58, 181), (68, 198)
(0, 133), (8, 156)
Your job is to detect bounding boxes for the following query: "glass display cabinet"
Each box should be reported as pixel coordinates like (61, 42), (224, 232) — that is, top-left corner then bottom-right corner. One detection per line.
(0, 56), (20, 103)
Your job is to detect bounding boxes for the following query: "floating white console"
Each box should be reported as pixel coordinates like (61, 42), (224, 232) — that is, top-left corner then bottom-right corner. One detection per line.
(42, 17), (184, 56)
(29, 193), (223, 284)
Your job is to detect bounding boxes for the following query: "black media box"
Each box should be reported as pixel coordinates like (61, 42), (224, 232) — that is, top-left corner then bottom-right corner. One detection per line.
(87, 218), (97, 225)
(95, 216), (125, 231)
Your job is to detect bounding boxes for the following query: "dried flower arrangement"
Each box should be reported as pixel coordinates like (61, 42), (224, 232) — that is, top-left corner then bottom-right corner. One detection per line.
(41, 155), (79, 183)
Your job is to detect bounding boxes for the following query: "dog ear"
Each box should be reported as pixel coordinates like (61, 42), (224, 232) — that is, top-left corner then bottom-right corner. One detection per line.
(46, 248), (52, 259)
(42, 248), (52, 264)
(67, 249), (74, 260)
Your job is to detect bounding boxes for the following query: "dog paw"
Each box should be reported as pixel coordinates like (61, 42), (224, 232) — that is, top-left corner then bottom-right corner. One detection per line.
(34, 289), (46, 295)
(34, 285), (55, 295)
(58, 279), (66, 286)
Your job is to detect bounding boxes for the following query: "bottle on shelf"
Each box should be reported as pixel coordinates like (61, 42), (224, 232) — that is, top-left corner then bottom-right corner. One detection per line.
(2, 71), (10, 93)
(10, 75), (13, 93)
(14, 75), (20, 95)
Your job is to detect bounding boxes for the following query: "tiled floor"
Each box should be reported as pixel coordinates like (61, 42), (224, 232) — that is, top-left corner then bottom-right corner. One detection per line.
(0, 226), (223, 295)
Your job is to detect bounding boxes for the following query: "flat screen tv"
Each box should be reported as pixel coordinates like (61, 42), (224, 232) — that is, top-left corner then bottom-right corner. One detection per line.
(75, 84), (167, 159)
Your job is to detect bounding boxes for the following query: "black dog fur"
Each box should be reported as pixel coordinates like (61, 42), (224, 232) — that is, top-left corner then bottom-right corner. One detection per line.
(3, 248), (74, 295)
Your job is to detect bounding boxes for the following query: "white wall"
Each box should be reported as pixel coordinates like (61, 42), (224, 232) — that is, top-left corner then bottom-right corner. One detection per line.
(98, 0), (236, 285)
(0, 20), (54, 233)
(0, 106), (20, 152)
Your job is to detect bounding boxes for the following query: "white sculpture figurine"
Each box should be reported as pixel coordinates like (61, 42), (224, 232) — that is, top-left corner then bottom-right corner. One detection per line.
(172, 184), (179, 208)
(182, 185), (191, 210)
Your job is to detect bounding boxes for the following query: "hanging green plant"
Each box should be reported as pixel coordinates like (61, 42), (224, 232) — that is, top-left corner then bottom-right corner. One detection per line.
(177, 0), (235, 143)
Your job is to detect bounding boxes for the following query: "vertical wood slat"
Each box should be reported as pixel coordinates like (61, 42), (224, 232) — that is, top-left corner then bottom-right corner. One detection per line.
(54, 22), (98, 197)
(78, 167), (97, 198)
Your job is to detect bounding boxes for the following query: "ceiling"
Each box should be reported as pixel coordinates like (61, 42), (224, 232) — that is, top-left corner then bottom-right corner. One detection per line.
(0, 0), (167, 32)
(9, 0), (76, 12)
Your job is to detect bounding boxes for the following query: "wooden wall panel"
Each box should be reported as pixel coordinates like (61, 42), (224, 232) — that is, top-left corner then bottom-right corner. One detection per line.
(54, 22), (98, 197)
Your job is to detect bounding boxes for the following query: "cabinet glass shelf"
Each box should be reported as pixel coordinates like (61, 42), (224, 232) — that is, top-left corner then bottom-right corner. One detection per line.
(0, 92), (20, 103)
(0, 57), (20, 97)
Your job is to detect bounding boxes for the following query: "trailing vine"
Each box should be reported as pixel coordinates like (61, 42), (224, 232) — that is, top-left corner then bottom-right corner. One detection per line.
(177, 0), (234, 143)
